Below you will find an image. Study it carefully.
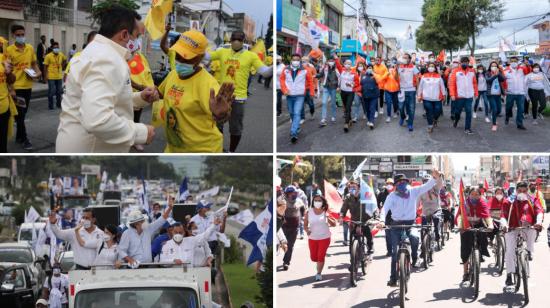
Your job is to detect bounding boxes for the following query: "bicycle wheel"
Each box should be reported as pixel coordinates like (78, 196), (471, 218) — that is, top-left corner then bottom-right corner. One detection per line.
(520, 253), (529, 304)
(360, 242), (367, 276)
(350, 240), (359, 287)
(440, 224), (445, 249)
(399, 252), (407, 308)
(422, 234), (429, 269)
(473, 250), (480, 299)
(428, 234), (434, 264)
(497, 235), (505, 275)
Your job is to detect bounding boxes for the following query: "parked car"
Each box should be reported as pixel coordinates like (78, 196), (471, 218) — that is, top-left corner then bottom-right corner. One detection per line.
(17, 223), (50, 261)
(0, 243), (46, 292)
(0, 201), (19, 216)
(0, 262), (39, 308)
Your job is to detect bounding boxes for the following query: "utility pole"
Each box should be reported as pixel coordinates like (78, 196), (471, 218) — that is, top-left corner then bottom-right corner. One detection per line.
(216, 0), (223, 46)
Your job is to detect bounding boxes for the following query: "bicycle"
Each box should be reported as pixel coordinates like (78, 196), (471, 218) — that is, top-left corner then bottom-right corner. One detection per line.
(492, 228), (505, 275)
(505, 226), (534, 305)
(441, 208), (453, 244)
(386, 224), (423, 308)
(349, 219), (377, 287)
(460, 227), (492, 299)
(420, 219), (436, 269)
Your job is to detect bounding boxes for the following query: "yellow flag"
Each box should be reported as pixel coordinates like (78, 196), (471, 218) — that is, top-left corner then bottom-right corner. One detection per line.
(144, 0), (174, 40)
(250, 39), (266, 61)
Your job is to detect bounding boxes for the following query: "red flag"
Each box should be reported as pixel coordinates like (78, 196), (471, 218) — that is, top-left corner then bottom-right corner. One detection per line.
(324, 180), (348, 221)
(503, 180), (510, 190)
(454, 178), (471, 229)
(436, 50), (446, 63)
(484, 178), (489, 191)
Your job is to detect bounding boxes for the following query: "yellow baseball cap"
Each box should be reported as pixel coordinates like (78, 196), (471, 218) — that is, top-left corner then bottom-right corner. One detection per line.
(169, 30), (208, 60)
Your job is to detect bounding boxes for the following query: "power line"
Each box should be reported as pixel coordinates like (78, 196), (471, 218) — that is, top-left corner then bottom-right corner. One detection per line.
(483, 13), (548, 47)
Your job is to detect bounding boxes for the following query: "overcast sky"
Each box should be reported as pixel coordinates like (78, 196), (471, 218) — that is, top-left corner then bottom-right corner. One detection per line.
(449, 154), (480, 172)
(344, 0), (549, 48)
(226, 0), (272, 37)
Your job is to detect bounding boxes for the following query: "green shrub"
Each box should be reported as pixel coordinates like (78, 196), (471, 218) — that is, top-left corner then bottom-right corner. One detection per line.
(256, 247), (273, 308)
(12, 204), (44, 225)
(223, 234), (244, 264)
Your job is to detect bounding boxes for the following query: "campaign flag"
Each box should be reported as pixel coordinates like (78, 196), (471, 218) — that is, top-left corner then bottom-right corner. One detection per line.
(215, 186), (233, 216)
(337, 176), (348, 196)
(250, 39), (266, 61)
(99, 171), (108, 192)
(229, 209), (255, 226)
(436, 50), (446, 63)
(239, 200), (273, 266)
(455, 178), (471, 229)
(503, 180), (510, 190)
(360, 179), (377, 217)
(144, 0), (174, 40)
(324, 180), (347, 220)
(484, 178), (489, 191)
(25, 206), (40, 223)
(140, 176), (149, 214)
(116, 173), (122, 188)
(178, 177), (189, 202)
(352, 158), (368, 180)
(197, 186), (220, 200)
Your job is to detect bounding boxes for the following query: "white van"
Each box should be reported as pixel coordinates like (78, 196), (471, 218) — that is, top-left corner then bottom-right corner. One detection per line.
(17, 222), (50, 259)
(68, 263), (212, 308)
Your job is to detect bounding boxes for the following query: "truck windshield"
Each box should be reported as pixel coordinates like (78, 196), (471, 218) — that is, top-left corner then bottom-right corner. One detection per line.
(63, 198), (89, 209)
(75, 287), (199, 308)
(19, 229), (34, 241)
(0, 248), (32, 263)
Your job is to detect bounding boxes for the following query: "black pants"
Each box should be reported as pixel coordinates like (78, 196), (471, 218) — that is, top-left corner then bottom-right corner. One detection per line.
(528, 88), (546, 119)
(264, 76), (272, 89)
(75, 264), (91, 270)
(134, 108), (143, 123)
(282, 218), (299, 265)
(379, 89), (385, 108)
(349, 223), (373, 251)
(460, 224), (490, 263)
(0, 109), (10, 152)
(14, 89), (31, 142)
(341, 90), (354, 123)
(276, 89), (282, 115)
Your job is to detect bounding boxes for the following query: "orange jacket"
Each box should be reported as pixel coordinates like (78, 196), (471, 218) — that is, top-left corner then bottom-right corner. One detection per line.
(448, 67), (478, 99)
(384, 67), (400, 92)
(303, 64), (318, 92)
(373, 63), (388, 88)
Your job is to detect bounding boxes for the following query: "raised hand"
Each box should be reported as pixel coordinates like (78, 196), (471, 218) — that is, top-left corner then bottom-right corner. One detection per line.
(209, 82), (235, 122)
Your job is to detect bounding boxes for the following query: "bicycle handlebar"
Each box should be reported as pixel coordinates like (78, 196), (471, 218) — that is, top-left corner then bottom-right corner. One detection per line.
(457, 227), (493, 233)
(349, 219), (379, 226)
(385, 224), (423, 229)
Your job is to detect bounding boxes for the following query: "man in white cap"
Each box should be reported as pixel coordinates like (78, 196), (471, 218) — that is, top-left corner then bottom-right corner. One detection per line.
(119, 198), (174, 266)
(35, 299), (48, 308)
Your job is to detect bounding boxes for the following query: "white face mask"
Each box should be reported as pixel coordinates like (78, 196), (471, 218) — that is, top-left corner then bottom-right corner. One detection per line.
(103, 234), (112, 242)
(517, 193), (528, 201)
(428, 67), (435, 73)
(81, 219), (92, 229)
(291, 61), (300, 68)
(366, 68), (373, 74)
(344, 64), (352, 69)
(357, 66), (364, 72)
(478, 69), (483, 73)
(386, 184), (394, 191)
(491, 66), (498, 72)
(495, 194), (503, 201)
(510, 62), (518, 69)
(205, 211), (213, 218)
(533, 68), (540, 73)
(173, 233), (184, 243)
(191, 229), (199, 236)
(313, 201), (323, 208)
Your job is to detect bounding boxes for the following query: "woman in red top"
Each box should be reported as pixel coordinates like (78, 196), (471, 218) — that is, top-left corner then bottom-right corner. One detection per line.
(457, 188), (492, 282)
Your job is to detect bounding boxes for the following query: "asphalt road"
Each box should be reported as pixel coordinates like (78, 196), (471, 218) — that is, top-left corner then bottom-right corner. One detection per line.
(276, 220), (550, 307)
(277, 97), (550, 152)
(6, 81), (273, 153)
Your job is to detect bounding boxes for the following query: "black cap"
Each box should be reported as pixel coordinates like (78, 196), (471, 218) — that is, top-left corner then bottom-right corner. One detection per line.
(394, 174), (409, 183)
(517, 181), (528, 188)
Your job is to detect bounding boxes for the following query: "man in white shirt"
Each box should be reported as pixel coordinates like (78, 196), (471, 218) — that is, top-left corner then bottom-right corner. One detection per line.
(159, 220), (219, 266)
(119, 200), (174, 266)
(378, 169), (441, 286)
(41, 263), (69, 308)
(56, 5), (158, 152)
(49, 208), (104, 269)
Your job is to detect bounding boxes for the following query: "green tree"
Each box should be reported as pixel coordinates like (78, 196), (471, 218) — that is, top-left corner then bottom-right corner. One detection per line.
(90, 0), (140, 26)
(264, 14), (273, 50)
(203, 157), (272, 192)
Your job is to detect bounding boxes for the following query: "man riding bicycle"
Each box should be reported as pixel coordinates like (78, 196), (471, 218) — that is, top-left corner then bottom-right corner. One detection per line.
(340, 180), (374, 255)
(440, 184), (455, 231)
(419, 174), (444, 244)
(500, 181), (543, 287)
(377, 169), (442, 287)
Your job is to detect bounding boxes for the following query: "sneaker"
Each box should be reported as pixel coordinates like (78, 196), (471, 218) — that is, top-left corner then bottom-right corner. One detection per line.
(283, 264), (289, 271)
(368, 122), (374, 130)
(427, 126), (433, 133)
(386, 117), (391, 123)
(505, 118), (509, 125)
(315, 273), (322, 281)
(393, 113), (398, 119)
(387, 280), (398, 287)
(532, 120), (538, 125)
(408, 124), (413, 132)
(462, 274), (469, 282)
(505, 273), (513, 286)
(485, 117), (490, 123)
(291, 136), (298, 144)
(344, 124), (349, 133)
(362, 114), (367, 120)
(433, 120), (438, 127)
(320, 119), (327, 127)
(492, 125), (497, 132)
(538, 114), (544, 120)
(330, 117), (336, 123)
(517, 125), (526, 130)
(299, 119), (305, 125)
(374, 111), (378, 118)
(465, 129), (474, 135)
(473, 113), (477, 119)
(399, 118), (404, 126)
(352, 117), (357, 123)
(23, 140), (33, 151)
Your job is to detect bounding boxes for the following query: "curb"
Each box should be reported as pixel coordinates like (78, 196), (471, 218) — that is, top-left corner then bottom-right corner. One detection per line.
(217, 264), (233, 308)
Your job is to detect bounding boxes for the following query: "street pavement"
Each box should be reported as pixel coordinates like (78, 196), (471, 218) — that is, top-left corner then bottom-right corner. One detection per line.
(276, 220), (550, 307)
(6, 81), (273, 153)
(277, 98), (550, 152)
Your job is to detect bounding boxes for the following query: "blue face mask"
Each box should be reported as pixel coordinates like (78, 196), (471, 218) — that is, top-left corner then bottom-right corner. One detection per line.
(15, 36), (25, 44)
(469, 197), (479, 205)
(396, 182), (408, 193)
(53, 48), (60, 54)
(349, 188), (357, 195)
(175, 62), (195, 77)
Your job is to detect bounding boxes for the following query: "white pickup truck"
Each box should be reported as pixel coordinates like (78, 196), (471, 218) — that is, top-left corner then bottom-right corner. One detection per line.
(68, 263), (212, 308)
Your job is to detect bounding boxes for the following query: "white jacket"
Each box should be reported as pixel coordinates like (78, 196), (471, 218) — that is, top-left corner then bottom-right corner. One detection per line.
(504, 67), (527, 95)
(159, 225), (216, 266)
(418, 73), (446, 101)
(56, 34), (149, 153)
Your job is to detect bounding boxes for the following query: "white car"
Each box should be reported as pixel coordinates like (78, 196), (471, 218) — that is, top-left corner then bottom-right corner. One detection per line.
(0, 201), (19, 216)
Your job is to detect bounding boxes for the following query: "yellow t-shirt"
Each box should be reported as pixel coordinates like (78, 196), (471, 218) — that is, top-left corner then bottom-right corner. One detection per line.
(210, 60), (222, 84)
(209, 48), (264, 100)
(6, 43), (37, 89)
(65, 51), (81, 75)
(169, 50), (176, 71)
(0, 54), (10, 113)
(128, 52), (154, 89)
(158, 69), (222, 153)
(43, 52), (67, 80)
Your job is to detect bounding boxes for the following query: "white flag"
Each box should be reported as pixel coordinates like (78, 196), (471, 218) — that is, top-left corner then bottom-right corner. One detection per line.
(25, 206), (40, 223)
(352, 158), (368, 180)
(229, 209), (254, 226)
(337, 176), (348, 196)
(197, 186), (220, 200)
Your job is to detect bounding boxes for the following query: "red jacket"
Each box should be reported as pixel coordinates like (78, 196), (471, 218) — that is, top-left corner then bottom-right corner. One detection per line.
(501, 197), (544, 228)
(488, 197), (510, 211)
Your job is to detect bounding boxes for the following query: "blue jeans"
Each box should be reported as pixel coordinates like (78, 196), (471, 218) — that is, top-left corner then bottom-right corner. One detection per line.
(48, 79), (63, 109)
(487, 95), (501, 125)
(301, 92), (315, 120)
(287, 95), (305, 137)
(385, 229), (393, 254)
(474, 91), (489, 116)
(353, 94), (364, 119)
(400, 91), (416, 126)
(385, 91), (399, 116)
(505, 94), (525, 126)
(363, 96), (378, 123)
(389, 221), (419, 281)
(454, 98), (473, 130)
(423, 100), (442, 126)
(321, 87), (337, 120)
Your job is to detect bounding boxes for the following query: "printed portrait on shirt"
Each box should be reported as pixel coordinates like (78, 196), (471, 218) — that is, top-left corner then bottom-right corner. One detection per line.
(165, 107), (184, 148)
(226, 65), (236, 80)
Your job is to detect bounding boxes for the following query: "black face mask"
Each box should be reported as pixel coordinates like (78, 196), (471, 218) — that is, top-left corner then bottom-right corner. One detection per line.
(530, 187), (536, 193)
(461, 63), (468, 69)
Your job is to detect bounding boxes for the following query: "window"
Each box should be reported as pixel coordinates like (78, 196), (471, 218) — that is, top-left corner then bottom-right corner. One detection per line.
(3, 269), (26, 289)
(61, 30), (66, 53)
(326, 5), (339, 32)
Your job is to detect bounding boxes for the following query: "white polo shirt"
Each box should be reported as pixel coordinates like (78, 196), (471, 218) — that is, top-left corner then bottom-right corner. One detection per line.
(50, 223), (104, 267)
(190, 214), (219, 242)
(159, 225), (215, 266)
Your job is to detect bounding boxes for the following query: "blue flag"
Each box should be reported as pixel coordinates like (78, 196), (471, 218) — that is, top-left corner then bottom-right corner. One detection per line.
(239, 200), (273, 266)
(178, 177), (189, 202)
